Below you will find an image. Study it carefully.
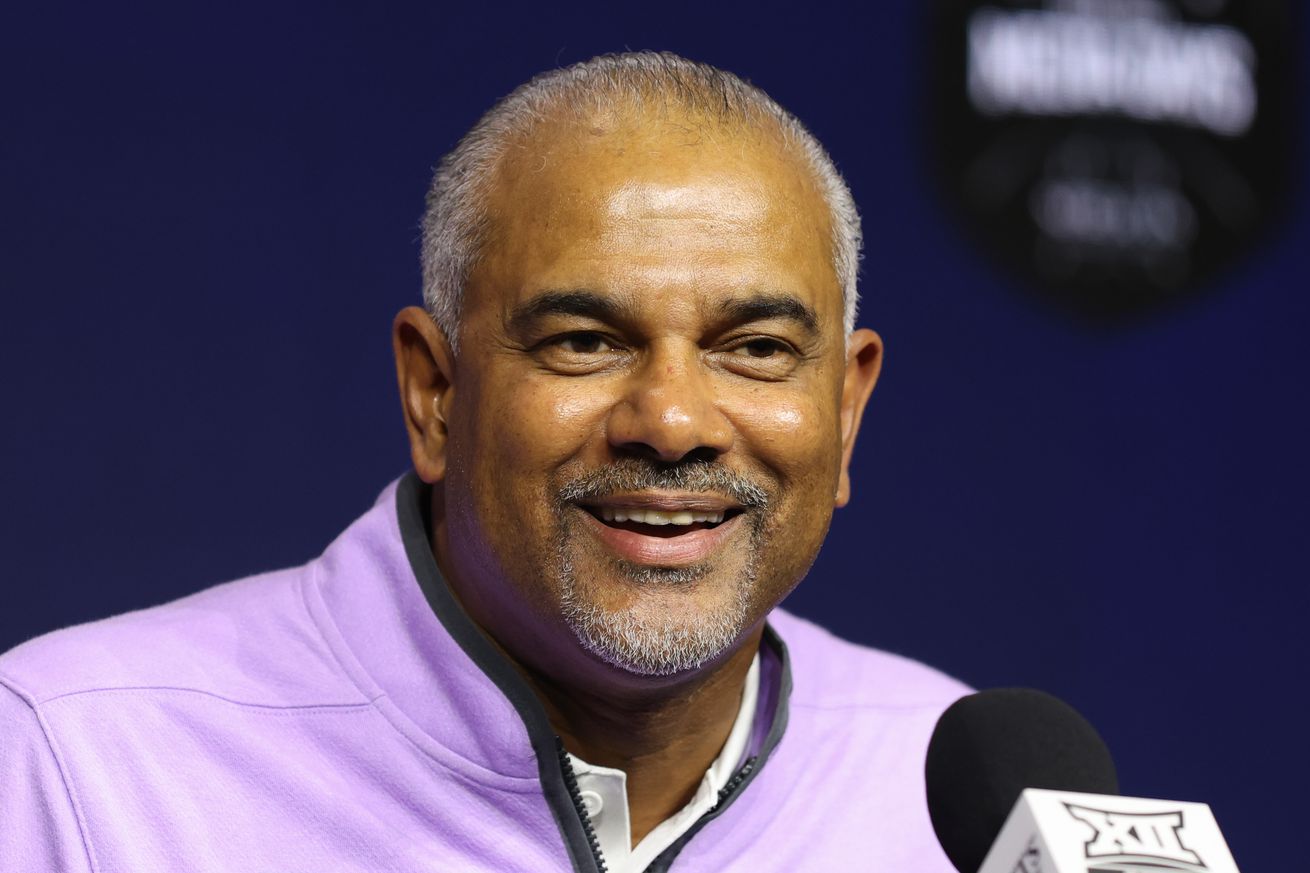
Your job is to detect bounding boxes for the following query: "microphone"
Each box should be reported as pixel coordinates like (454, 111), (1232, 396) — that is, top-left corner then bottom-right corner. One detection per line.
(925, 688), (1240, 873)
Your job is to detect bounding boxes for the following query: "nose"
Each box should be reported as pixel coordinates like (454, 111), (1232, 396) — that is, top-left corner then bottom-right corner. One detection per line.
(605, 339), (735, 464)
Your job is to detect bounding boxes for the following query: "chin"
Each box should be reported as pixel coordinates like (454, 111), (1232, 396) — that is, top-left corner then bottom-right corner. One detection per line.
(556, 559), (757, 677)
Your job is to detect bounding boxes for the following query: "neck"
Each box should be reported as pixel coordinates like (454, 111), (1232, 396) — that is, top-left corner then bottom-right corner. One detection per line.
(427, 490), (762, 845)
(529, 636), (761, 845)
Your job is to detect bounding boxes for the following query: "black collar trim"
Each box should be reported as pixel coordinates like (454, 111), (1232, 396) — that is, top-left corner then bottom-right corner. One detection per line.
(394, 471), (792, 873)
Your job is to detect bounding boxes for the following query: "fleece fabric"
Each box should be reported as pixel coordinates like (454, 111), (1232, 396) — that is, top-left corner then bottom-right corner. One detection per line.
(0, 475), (969, 872)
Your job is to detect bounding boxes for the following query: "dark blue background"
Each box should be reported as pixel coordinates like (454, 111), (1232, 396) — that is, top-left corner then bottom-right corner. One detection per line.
(3, 2), (1306, 869)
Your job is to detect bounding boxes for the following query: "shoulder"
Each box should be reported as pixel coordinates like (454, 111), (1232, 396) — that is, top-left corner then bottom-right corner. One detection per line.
(768, 607), (971, 712)
(0, 566), (364, 709)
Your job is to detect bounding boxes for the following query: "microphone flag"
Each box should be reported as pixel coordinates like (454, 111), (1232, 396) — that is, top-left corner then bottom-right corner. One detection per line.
(979, 788), (1239, 873)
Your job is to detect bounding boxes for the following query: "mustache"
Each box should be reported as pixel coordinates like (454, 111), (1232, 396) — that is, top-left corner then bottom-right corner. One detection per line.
(557, 458), (771, 509)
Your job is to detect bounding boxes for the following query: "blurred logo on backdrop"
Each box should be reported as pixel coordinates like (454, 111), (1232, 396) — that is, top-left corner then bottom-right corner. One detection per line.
(929, 0), (1295, 318)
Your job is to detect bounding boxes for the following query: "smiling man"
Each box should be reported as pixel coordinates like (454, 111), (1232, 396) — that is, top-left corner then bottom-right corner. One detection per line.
(1, 54), (966, 872)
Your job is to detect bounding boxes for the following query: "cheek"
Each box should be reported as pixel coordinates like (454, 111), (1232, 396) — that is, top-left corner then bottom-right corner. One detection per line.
(463, 374), (611, 488)
(728, 391), (843, 594)
(445, 375), (613, 583)
(729, 388), (842, 481)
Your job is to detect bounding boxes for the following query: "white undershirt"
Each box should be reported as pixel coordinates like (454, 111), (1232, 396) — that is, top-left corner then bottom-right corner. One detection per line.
(567, 653), (761, 873)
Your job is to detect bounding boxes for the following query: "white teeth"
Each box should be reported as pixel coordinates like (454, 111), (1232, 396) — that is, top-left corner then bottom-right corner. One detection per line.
(597, 507), (726, 526)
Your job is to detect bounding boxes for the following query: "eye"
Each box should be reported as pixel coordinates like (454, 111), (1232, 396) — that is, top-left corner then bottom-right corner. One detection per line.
(733, 338), (789, 359)
(713, 335), (802, 380)
(531, 331), (628, 373)
(552, 332), (614, 354)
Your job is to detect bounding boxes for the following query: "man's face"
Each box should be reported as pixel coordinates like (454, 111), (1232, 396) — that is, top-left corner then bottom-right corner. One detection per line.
(405, 112), (880, 685)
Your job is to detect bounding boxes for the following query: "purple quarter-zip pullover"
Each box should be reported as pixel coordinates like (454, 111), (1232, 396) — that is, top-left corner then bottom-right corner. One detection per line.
(0, 476), (968, 871)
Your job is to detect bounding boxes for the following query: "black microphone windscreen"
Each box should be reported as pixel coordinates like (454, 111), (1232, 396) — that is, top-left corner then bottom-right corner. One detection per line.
(925, 688), (1119, 873)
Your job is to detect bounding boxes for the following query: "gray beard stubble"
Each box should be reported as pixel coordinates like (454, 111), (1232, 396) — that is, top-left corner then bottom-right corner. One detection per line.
(554, 459), (771, 677)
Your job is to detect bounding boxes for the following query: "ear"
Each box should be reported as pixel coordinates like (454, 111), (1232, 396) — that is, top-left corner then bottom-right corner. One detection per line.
(393, 306), (456, 484)
(835, 328), (883, 508)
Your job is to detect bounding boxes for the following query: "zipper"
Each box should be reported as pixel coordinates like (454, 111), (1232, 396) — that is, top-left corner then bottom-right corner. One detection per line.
(556, 737), (609, 873)
(713, 755), (757, 808)
(639, 755), (762, 873)
(556, 745), (760, 873)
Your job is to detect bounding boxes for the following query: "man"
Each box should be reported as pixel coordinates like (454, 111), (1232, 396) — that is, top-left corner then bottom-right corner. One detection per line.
(0, 53), (966, 871)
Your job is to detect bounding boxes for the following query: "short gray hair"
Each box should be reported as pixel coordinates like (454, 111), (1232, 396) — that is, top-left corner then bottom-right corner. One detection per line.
(420, 51), (862, 351)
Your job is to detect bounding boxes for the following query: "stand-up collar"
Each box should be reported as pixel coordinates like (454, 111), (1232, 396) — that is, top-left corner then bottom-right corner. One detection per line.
(305, 474), (792, 871)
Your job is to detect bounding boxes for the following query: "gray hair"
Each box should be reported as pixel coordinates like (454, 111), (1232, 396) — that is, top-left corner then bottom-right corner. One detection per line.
(420, 51), (862, 352)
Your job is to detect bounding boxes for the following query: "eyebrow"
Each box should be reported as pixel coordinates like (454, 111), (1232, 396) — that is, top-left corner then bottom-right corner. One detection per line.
(507, 290), (624, 333)
(719, 293), (820, 336)
(507, 288), (822, 336)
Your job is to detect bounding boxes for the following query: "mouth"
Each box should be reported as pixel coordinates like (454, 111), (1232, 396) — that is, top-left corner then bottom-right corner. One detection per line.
(574, 497), (747, 565)
(585, 505), (741, 538)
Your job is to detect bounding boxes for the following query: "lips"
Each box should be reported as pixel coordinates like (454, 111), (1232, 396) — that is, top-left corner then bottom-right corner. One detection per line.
(576, 497), (745, 566)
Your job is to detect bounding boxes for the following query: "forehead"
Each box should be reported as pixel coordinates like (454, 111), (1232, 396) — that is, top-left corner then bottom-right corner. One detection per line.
(469, 110), (842, 328)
